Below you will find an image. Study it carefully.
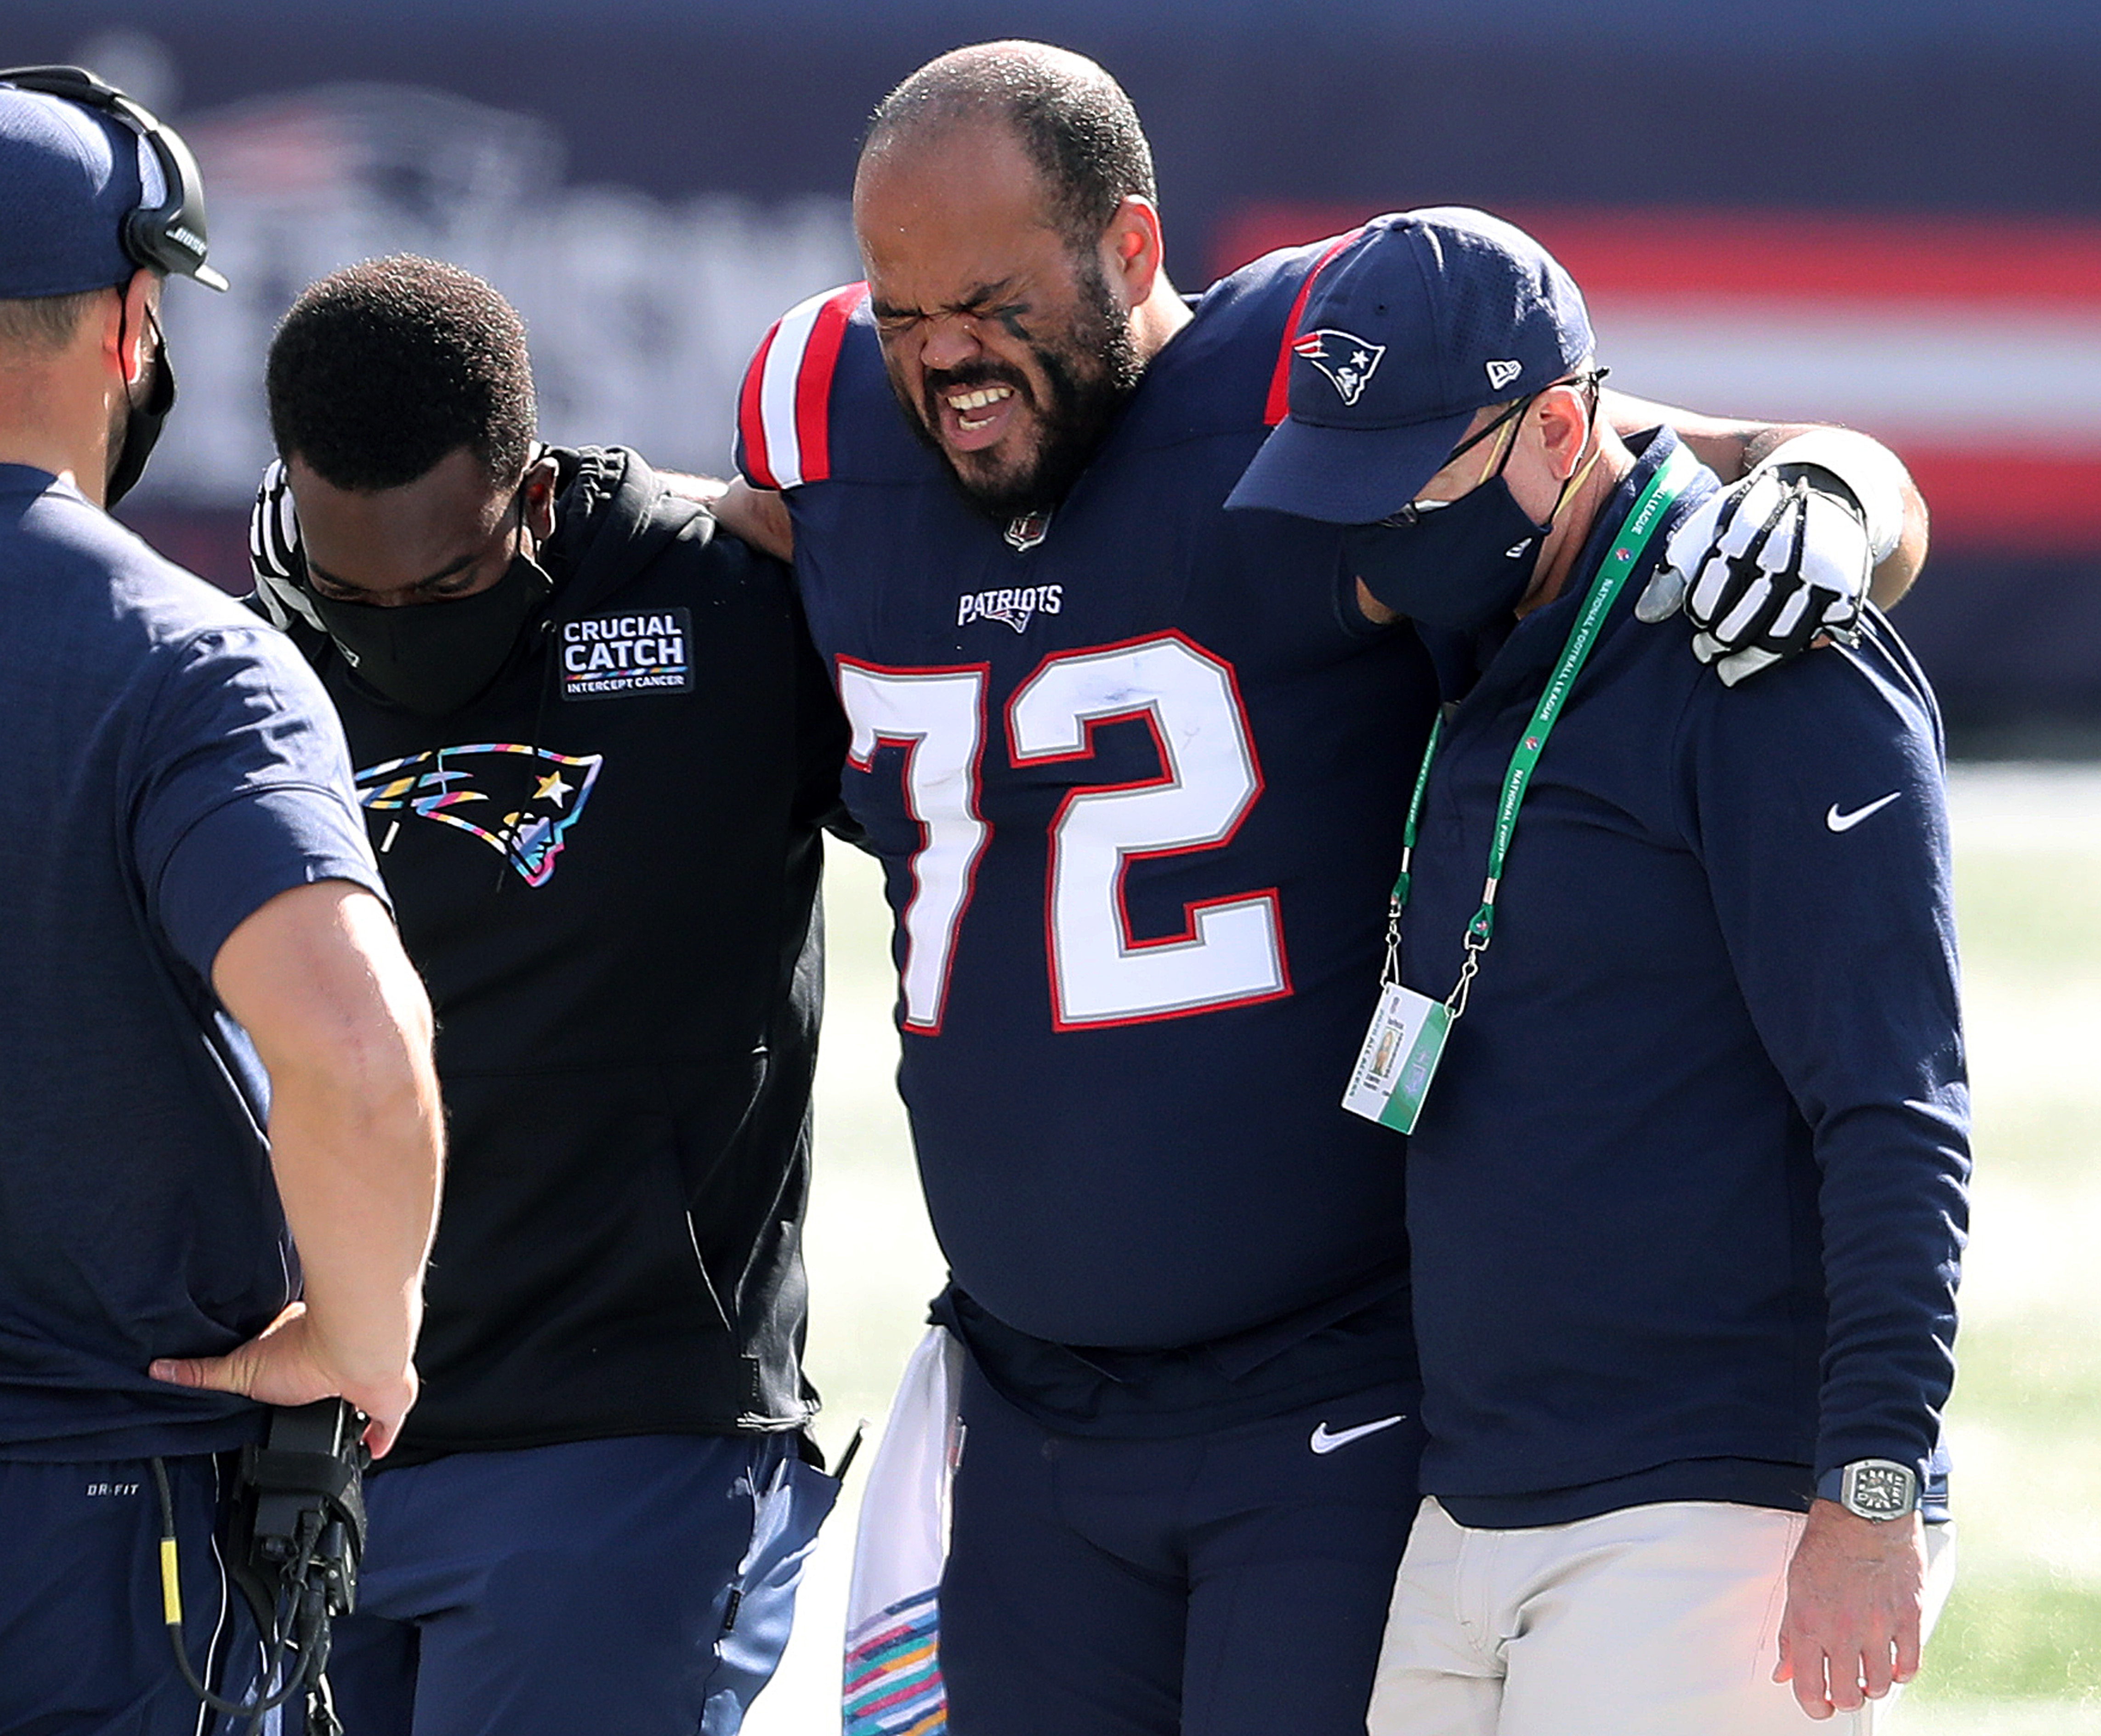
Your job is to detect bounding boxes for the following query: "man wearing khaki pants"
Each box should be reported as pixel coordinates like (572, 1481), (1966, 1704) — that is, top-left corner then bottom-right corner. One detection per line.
(1228, 206), (1964, 1734)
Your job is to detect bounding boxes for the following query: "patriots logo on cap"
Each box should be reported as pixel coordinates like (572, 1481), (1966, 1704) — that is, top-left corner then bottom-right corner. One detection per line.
(1294, 329), (1387, 407)
(357, 743), (603, 887)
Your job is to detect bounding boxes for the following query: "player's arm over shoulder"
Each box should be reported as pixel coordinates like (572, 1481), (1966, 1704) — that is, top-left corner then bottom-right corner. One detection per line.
(640, 454), (794, 562)
(1607, 389), (1927, 609)
(708, 477), (793, 561)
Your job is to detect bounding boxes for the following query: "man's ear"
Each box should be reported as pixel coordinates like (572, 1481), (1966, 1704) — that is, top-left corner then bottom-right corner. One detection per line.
(112, 270), (159, 386)
(1101, 195), (1165, 310)
(522, 449), (560, 541)
(1536, 385), (1593, 482)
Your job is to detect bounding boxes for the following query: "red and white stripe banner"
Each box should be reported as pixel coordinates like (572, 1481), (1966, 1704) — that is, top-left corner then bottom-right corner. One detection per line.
(1215, 207), (2101, 555)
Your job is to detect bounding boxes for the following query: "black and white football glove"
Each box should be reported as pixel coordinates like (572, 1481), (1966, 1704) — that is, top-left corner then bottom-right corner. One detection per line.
(1636, 431), (1905, 686)
(247, 459), (326, 635)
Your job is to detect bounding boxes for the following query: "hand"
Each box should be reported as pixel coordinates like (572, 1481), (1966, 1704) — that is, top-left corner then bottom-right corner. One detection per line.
(245, 459), (330, 635)
(1636, 465), (1870, 686)
(150, 1301), (419, 1458)
(249, 458), (301, 583)
(1774, 1500), (1928, 1719)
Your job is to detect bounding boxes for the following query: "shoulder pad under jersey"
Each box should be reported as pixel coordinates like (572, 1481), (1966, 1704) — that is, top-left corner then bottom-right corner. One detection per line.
(734, 283), (883, 490)
(1184, 226), (1367, 431)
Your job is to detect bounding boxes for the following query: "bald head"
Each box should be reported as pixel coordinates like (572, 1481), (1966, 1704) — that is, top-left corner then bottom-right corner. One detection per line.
(862, 40), (1156, 252)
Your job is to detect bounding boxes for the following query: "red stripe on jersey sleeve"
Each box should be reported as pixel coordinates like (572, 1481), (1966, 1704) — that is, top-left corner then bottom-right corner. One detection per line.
(737, 321), (781, 490)
(1265, 230), (1363, 426)
(791, 285), (867, 487)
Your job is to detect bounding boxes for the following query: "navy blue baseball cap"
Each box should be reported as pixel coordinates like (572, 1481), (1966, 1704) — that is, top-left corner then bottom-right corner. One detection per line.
(0, 81), (164, 298)
(1226, 207), (1594, 523)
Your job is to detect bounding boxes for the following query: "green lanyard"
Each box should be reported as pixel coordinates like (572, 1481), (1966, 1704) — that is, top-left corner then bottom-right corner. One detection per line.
(1385, 443), (1698, 1014)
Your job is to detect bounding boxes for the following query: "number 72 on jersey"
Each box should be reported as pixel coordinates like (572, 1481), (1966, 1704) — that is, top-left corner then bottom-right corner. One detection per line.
(838, 634), (1293, 1033)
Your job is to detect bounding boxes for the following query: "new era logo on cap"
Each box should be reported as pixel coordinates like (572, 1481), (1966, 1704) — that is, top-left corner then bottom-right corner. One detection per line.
(1294, 329), (1387, 406)
(1485, 359), (1523, 390)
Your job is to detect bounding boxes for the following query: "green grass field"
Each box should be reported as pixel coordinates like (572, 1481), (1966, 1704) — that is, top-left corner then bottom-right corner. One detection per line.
(748, 763), (2101, 1734)
(1905, 768), (2101, 1733)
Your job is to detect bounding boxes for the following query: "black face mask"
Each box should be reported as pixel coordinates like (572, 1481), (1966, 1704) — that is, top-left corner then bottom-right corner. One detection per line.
(1344, 386), (1603, 635)
(1343, 477), (1549, 635)
(106, 307), (174, 508)
(309, 551), (554, 717)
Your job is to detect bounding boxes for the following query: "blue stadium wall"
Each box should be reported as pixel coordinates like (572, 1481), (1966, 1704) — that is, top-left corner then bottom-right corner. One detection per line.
(9, 0), (2099, 744)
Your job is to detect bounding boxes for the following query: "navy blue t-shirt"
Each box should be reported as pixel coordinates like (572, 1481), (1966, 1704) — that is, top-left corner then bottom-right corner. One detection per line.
(0, 466), (386, 1461)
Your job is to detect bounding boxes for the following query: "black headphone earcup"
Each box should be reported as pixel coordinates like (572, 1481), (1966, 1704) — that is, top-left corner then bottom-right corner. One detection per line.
(121, 205), (160, 275)
(1, 62), (225, 290)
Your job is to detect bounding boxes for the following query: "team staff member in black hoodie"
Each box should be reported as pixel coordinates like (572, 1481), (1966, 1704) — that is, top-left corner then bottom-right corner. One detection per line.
(247, 256), (848, 1736)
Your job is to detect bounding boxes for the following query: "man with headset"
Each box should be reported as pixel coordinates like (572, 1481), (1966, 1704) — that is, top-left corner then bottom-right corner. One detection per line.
(0, 68), (445, 1733)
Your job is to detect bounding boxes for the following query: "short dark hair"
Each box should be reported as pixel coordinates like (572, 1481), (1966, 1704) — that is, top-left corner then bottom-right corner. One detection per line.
(0, 287), (102, 355)
(863, 41), (1156, 252)
(267, 255), (534, 491)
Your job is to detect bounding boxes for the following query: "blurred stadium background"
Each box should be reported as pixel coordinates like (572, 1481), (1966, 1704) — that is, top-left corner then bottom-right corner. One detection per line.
(7, 0), (2096, 1724)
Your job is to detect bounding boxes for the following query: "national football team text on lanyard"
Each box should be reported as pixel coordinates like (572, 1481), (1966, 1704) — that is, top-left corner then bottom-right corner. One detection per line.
(1343, 443), (1698, 1135)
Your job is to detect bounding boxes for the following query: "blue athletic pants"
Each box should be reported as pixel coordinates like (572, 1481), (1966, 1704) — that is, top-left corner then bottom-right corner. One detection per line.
(0, 1453), (278, 1736)
(940, 1363), (1425, 1736)
(320, 1433), (836, 1736)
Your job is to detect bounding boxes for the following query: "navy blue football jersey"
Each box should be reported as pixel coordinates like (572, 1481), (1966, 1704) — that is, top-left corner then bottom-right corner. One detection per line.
(738, 238), (1438, 1349)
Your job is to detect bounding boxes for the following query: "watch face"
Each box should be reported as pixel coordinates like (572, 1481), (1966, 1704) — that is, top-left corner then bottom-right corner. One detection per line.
(1847, 1463), (1915, 1518)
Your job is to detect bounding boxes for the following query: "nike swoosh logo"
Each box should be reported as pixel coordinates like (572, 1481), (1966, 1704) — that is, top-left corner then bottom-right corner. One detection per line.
(1826, 791), (1902, 833)
(1310, 1414), (1408, 1455)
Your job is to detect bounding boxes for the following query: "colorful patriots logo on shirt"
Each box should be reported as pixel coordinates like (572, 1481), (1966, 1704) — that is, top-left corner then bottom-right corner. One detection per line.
(356, 743), (603, 887)
(1293, 328), (1387, 407)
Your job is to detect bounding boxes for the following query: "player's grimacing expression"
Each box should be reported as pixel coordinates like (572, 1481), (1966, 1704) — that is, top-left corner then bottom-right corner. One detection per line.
(853, 122), (1142, 519)
(290, 445), (557, 608)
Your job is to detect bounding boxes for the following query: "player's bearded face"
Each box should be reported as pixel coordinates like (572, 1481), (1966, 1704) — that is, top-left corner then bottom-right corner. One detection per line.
(891, 246), (1142, 522)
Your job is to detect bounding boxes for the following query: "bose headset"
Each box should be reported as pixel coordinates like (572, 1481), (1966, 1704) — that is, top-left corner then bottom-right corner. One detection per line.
(0, 82), (362, 1736)
(0, 63), (227, 290)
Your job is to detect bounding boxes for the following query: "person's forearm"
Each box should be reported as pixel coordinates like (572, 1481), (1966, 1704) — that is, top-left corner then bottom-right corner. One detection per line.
(717, 477), (795, 560)
(657, 468), (728, 508)
(1605, 391), (1927, 607)
(265, 983), (443, 1392)
(659, 470), (796, 562)
(1735, 423), (1928, 610)
(204, 881), (444, 1436)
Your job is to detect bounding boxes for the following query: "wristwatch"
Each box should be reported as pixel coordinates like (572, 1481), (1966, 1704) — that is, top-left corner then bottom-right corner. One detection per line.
(1817, 1459), (1920, 1522)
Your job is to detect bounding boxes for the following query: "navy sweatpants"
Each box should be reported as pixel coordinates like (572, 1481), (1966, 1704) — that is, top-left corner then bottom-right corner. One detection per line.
(940, 1363), (1425, 1736)
(0, 1454), (279, 1736)
(322, 1433), (836, 1736)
